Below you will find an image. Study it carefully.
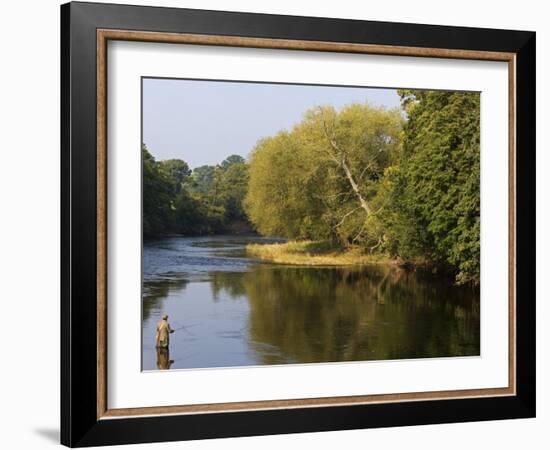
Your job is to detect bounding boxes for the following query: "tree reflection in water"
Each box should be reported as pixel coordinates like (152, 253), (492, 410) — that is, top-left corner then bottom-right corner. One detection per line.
(142, 277), (188, 322)
(143, 263), (479, 369)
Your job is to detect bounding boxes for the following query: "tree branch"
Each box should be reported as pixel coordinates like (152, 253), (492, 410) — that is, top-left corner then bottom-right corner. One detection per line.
(333, 206), (362, 229)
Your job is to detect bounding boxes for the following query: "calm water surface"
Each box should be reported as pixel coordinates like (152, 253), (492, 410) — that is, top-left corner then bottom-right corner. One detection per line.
(142, 235), (479, 370)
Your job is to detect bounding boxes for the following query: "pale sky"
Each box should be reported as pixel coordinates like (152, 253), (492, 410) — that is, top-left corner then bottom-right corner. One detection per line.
(142, 78), (401, 168)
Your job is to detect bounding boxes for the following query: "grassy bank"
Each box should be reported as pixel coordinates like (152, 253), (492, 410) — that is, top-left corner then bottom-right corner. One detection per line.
(246, 240), (397, 266)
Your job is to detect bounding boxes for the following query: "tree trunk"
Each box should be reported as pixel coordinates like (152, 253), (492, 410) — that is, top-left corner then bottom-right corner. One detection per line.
(318, 109), (372, 216)
(341, 158), (371, 215)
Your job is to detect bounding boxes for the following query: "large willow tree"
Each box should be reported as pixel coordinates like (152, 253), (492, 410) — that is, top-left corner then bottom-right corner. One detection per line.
(245, 103), (403, 247)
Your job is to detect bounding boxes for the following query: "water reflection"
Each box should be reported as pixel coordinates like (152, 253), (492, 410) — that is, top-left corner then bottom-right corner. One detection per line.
(142, 278), (188, 322)
(216, 266), (479, 364)
(156, 347), (173, 370)
(142, 238), (479, 370)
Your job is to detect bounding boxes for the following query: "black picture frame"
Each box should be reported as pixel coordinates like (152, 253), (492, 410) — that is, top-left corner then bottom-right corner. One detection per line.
(61, 1), (535, 447)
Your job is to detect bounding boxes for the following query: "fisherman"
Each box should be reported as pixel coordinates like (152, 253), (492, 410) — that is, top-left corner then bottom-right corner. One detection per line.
(155, 314), (174, 349)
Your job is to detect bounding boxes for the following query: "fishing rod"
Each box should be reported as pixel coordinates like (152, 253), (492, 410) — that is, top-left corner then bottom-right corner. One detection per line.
(172, 323), (196, 335)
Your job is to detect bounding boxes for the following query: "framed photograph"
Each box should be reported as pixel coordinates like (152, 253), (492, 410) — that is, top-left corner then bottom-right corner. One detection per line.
(61, 1), (535, 447)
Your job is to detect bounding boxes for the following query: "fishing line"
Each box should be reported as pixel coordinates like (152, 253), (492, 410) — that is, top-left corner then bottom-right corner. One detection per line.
(172, 322), (196, 335)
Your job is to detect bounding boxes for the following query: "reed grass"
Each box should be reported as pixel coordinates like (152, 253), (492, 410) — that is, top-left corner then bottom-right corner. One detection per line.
(246, 240), (394, 266)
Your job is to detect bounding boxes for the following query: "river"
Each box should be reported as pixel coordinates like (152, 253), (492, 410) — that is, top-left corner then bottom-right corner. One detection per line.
(142, 235), (480, 370)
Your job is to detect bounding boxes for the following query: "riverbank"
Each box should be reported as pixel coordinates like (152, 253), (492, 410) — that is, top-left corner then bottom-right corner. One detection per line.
(246, 240), (398, 266)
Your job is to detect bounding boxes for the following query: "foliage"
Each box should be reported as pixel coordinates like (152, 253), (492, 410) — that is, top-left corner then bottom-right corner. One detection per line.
(142, 147), (251, 236)
(187, 165), (215, 195)
(382, 90), (480, 283)
(245, 103), (403, 247)
(142, 144), (175, 236)
(158, 159), (191, 194)
(245, 95), (480, 284)
(143, 91), (480, 284)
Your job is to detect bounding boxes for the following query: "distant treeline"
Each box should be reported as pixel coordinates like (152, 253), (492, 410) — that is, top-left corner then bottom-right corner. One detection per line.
(144, 89), (480, 284)
(143, 150), (249, 236)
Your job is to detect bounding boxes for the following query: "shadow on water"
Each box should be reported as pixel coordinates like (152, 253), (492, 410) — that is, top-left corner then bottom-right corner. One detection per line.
(141, 236), (479, 370)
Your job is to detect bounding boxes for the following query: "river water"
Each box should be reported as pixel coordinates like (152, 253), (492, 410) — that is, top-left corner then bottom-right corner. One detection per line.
(142, 235), (480, 370)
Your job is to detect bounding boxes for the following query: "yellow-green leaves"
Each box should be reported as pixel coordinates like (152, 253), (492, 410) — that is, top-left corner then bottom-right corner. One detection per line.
(245, 103), (403, 245)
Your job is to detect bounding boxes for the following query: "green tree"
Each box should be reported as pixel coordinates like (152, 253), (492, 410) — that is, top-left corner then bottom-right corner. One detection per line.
(158, 159), (191, 194)
(220, 154), (245, 170)
(385, 90), (480, 283)
(188, 165), (215, 194)
(142, 144), (175, 236)
(214, 156), (248, 221)
(167, 155), (252, 234)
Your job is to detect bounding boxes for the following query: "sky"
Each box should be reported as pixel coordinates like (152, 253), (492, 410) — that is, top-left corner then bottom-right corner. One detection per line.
(142, 78), (401, 169)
